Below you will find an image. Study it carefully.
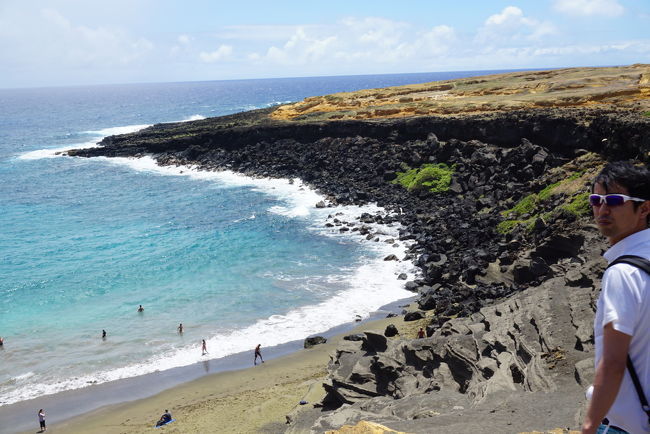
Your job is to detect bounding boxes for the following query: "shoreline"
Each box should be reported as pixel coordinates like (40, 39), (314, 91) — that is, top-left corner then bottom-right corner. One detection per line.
(2, 152), (418, 418)
(6, 298), (415, 434)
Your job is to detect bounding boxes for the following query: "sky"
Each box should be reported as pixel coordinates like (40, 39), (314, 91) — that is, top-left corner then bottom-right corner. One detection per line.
(0, 0), (648, 88)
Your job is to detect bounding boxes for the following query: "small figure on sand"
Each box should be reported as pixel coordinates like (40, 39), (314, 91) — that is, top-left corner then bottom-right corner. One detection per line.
(201, 339), (208, 355)
(417, 328), (425, 339)
(102, 330), (107, 339)
(178, 323), (183, 334)
(137, 304), (144, 313)
(254, 344), (264, 365)
(38, 409), (46, 432)
(0, 336), (4, 346)
(155, 409), (173, 427)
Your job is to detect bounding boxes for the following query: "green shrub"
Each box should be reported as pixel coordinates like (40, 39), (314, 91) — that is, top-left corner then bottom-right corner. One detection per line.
(643, 111), (650, 117)
(392, 163), (454, 193)
(537, 182), (561, 201)
(496, 220), (521, 234)
(502, 194), (537, 217)
(567, 170), (585, 181)
(562, 192), (591, 216)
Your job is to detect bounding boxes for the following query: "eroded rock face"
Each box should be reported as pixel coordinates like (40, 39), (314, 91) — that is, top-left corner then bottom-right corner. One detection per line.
(313, 237), (604, 432)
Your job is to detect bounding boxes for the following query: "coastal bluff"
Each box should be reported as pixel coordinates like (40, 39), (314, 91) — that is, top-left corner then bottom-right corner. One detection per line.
(66, 65), (650, 433)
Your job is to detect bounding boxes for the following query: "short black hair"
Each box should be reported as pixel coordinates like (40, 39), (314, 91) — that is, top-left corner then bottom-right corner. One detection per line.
(592, 161), (650, 202)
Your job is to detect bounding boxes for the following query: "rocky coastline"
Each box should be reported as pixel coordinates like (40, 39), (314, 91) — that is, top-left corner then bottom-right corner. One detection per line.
(66, 66), (650, 432)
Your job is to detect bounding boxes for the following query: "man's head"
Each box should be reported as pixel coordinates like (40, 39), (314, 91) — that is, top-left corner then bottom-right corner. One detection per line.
(592, 161), (650, 245)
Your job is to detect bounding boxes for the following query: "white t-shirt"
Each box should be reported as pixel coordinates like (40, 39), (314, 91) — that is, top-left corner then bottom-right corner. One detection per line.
(596, 228), (650, 433)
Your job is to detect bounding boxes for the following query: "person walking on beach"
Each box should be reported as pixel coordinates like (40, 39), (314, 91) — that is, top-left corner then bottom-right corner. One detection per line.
(102, 329), (107, 339)
(178, 323), (183, 334)
(582, 162), (650, 434)
(38, 409), (46, 432)
(201, 339), (208, 356)
(137, 304), (144, 313)
(254, 344), (264, 365)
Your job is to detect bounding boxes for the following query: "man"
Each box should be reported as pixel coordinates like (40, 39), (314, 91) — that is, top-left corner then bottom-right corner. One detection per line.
(583, 161), (650, 434)
(254, 344), (264, 365)
(156, 409), (172, 427)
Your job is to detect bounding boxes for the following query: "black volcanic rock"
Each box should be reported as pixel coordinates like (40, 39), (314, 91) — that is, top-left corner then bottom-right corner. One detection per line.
(304, 336), (327, 348)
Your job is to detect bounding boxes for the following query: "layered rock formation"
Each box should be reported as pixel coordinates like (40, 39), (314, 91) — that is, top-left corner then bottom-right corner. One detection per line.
(65, 65), (650, 433)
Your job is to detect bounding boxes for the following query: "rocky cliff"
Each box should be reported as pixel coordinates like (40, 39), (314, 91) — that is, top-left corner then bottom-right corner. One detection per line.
(66, 65), (650, 433)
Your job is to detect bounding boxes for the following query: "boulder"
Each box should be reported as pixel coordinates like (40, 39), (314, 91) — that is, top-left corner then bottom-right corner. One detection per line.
(404, 281), (419, 292)
(384, 324), (399, 337)
(512, 257), (550, 284)
(304, 336), (327, 348)
(404, 311), (426, 321)
(565, 269), (592, 287)
(361, 332), (388, 353)
(418, 294), (437, 311)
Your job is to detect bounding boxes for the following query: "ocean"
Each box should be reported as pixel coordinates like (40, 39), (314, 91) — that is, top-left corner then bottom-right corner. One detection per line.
(0, 71), (510, 421)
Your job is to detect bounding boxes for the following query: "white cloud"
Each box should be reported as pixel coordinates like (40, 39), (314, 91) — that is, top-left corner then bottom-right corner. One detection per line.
(553, 0), (625, 17)
(477, 6), (557, 44)
(250, 18), (458, 68)
(532, 40), (649, 56)
(178, 34), (191, 45)
(218, 25), (311, 41)
(417, 25), (457, 56)
(261, 27), (338, 64)
(199, 44), (233, 63)
(0, 7), (153, 69)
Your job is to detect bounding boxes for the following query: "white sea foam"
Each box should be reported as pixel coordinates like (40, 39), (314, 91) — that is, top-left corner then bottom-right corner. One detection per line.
(17, 141), (100, 160)
(81, 124), (152, 136)
(13, 372), (35, 382)
(16, 117), (200, 161)
(180, 114), (205, 122)
(17, 123), (151, 161)
(5, 141), (418, 406)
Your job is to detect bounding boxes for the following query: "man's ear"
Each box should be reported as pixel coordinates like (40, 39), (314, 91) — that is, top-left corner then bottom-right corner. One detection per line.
(639, 200), (650, 220)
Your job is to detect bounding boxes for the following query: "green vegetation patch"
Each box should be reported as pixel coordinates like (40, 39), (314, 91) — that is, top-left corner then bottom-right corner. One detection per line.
(643, 111), (650, 117)
(561, 192), (591, 217)
(537, 182), (561, 201)
(510, 194), (537, 216)
(392, 163), (455, 193)
(498, 171), (591, 234)
(497, 218), (540, 235)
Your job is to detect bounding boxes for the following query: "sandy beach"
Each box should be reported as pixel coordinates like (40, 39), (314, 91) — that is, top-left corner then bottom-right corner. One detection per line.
(33, 313), (421, 434)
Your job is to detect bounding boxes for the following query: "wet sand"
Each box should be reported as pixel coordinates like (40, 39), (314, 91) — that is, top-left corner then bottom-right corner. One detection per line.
(31, 313), (421, 434)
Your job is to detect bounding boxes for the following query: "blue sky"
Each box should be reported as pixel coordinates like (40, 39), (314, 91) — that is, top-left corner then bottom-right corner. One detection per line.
(0, 0), (648, 88)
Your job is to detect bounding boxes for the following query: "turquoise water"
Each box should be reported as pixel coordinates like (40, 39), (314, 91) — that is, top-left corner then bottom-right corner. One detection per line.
(0, 71), (508, 406)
